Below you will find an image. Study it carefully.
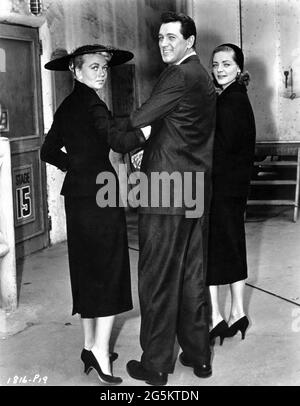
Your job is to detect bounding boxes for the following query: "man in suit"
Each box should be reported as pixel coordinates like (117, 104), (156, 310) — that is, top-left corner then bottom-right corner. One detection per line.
(126, 11), (216, 386)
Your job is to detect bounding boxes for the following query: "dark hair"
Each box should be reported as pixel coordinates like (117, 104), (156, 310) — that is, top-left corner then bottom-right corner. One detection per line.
(160, 11), (197, 47)
(211, 44), (251, 87)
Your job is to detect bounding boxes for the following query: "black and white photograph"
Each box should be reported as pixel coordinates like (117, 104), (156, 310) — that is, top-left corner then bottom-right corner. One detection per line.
(0, 0), (300, 392)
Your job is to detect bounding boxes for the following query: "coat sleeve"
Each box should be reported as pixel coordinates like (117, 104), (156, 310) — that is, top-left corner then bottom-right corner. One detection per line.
(88, 98), (146, 153)
(130, 66), (185, 128)
(40, 112), (69, 171)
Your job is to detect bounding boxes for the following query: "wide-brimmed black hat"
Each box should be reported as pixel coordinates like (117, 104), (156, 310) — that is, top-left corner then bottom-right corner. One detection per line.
(44, 44), (134, 71)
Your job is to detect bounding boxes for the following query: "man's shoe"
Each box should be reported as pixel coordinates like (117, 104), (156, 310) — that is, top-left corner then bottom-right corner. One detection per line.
(179, 352), (193, 368)
(126, 360), (168, 386)
(194, 363), (212, 378)
(179, 352), (212, 378)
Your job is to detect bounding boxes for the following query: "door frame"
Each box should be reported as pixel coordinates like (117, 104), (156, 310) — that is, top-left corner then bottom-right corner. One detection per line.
(0, 23), (49, 257)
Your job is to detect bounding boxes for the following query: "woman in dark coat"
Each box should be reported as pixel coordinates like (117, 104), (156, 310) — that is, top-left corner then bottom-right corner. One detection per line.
(206, 44), (256, 344)
(41, 45), (148, 384)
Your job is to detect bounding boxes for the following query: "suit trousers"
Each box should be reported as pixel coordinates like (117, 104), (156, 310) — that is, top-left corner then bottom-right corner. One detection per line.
(138, 213), (211, 374)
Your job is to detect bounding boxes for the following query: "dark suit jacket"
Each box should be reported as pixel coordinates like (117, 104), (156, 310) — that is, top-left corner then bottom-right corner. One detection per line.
(41, 80), (145, 197)
(130, 55), (216, 216)
(212, 81), (256, 197)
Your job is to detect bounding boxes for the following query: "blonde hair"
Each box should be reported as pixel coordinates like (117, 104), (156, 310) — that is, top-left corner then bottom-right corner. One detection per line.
(69, 52), (112, 77)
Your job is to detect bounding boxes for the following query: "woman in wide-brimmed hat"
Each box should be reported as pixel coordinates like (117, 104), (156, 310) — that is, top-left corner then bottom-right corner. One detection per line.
(41, 44), (150, 385)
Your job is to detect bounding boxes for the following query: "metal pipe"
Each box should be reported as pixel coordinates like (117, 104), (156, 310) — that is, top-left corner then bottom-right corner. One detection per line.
(239, 0), (243, 50)
(0, 137), (17, 312)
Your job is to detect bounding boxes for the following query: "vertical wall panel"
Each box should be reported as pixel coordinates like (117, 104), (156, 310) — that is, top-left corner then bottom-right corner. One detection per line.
(190, 0), (300, 142)
(241, 0), (279, 141)
(188, 0), (240, 72)
(242, 0), (300, 141)
(39, 0), (182, 244)
(48, 0), (179, 107)
(277, 0), (300, 140)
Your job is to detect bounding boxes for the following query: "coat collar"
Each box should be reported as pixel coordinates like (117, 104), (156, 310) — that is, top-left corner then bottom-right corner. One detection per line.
(179, 54), (200, 65)
(73, 79), (97, 95)
(218, 80), (247, 98)
(73, 79), (107, 106)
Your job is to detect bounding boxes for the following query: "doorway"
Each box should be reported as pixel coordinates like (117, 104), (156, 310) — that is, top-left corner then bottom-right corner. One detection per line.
(0, 23), (48, 259)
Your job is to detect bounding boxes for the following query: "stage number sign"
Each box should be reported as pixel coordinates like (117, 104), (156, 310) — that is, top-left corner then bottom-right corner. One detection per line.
(13, 165), (35, 225)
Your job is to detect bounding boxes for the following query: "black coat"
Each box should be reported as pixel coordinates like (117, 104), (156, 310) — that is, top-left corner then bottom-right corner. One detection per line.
(207, 81), (256, 286)
(40, 80), (145, 317)
(212, 81), (256, 197)
(41, 80), (145, 197)
(130, 55), (216, 216)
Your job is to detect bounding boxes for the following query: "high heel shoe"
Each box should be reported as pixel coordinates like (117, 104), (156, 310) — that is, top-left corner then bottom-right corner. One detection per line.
(209, 320), (228, 345)
(81, 349), (122, 385)
(225, 316), (249, 340)
(81, 349), (118, 364)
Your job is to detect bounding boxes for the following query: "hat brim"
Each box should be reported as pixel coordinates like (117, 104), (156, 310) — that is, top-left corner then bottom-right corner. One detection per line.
(45, 49), (134, 71)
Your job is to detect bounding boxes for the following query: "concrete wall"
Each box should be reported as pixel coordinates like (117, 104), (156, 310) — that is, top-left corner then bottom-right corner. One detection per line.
(242, 0), (300, 141)
(188, 0), (300, 142)
(41, 0), (182, 244)
(1, 0), (184, 245)
(4, 0), (300, 246)
(187, 0), (241, 72)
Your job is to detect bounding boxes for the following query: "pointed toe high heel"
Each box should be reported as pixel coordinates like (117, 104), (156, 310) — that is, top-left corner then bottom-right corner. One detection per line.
(209, 320), (228, 345)
(225, 316), (249, 340)
(81, 349), (118, 364)
(81, 349), (122, 385)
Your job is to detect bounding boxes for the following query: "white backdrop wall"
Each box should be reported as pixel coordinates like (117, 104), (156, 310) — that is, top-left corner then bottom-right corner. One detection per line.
(189, 0), (300, 142)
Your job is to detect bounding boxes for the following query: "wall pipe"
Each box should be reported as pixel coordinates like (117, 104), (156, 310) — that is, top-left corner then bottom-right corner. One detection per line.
(0, 137), (17, 312)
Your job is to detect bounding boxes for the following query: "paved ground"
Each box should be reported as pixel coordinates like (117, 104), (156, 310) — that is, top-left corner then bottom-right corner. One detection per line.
(0, 207), (300, 390)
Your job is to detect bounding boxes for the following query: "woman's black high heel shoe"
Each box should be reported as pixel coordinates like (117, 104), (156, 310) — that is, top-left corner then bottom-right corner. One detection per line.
(81, 349), (118, 364)
(225, 316), (249, 339)
(81, 349), (122, 385)
(209, 320), (228, 345)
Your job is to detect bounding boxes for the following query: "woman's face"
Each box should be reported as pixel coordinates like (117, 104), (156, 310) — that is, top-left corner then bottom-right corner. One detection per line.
(212, 50), (240, 89)
(75, 53), (108, 91)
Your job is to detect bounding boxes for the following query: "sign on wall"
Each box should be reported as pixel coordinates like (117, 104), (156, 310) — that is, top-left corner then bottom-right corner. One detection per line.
(0, 109), (9, 132)
(13, 165), (35, 226)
